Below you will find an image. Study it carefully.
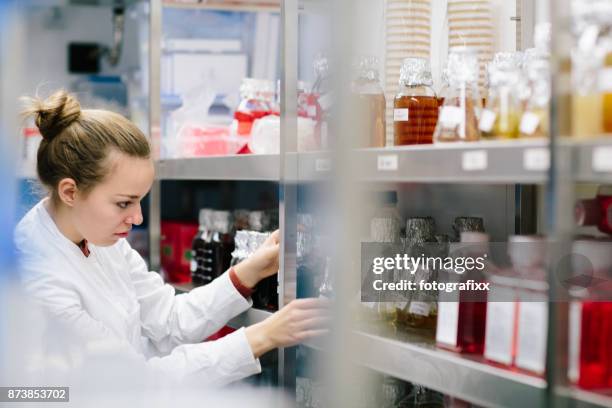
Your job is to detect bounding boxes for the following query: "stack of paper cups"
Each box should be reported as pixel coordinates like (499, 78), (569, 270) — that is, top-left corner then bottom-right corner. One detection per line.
(385, 0), (432, 146)
(447, 0), (494, 95)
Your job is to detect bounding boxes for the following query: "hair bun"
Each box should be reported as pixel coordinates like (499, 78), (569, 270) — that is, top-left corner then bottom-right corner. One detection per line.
(22, 90), (81, 141)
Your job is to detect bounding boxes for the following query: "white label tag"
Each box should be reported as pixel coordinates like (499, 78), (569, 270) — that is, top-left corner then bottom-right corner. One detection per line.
(515, 301), (548, 374)
(598, 67), (612, 92)
(593, 147), (612, 172)
(409, 301), (431, 317)
(523, 148), (550, 171)
(377, 154), (399, 171)
(439, 106), (463, 127)
(568, 302), (582, 383)
(520, 112), (541, 135)
(484, 285), (516, 365)
(462, 150), (488, 171)
(478, 109), (496, 132)
(436, 300), (460, 347)
(393, 108), (409, 122)
(190, 259), (197, 272)
(315, 158), (331, 172)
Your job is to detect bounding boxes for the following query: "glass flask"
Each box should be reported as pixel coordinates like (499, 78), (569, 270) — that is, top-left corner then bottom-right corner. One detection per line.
(352, 56), (386, 148)
(479, 61), (522, 139)
(434, 47), (482, 143)
(393, 57), (438, 145)
(520, 58), (551, 138)
(191, 209), (215, 286)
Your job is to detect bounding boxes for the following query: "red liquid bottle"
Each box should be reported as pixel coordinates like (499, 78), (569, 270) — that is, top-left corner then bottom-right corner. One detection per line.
(437, 232), (489, 354)
(568, 238), (612, 389)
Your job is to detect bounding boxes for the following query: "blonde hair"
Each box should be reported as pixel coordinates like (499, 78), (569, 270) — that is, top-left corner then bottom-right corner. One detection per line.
(21, 90), (150, 201)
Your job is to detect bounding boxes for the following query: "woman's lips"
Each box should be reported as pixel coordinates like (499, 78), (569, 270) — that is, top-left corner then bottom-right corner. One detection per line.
(115, 232), (129, 238)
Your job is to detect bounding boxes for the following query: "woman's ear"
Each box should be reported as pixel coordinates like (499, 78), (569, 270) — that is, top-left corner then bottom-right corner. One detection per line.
(57, 178), (78, 207)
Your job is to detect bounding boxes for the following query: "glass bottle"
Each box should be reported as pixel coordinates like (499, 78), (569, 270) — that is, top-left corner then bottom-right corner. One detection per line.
(575, 185), (612, 235)
(369, 191), (402, 321)
(520, 58), (551, 138)
(572, 24), (605, 138)
(352, 56), (386, 148)
(393, 57), (438, 145)
(399, 217), (438, 332)
(568, 238), (612, 389)
(434, 47), (482, 143)
(452, 216), (485, 242)
(436, 232), (489, 354)
(191, 209), (215, 286)
(230, 230), (249, 267)
(234, 79), (272, 136)
(600, 3), (612, 134)
(312, 54), (332, 150)
(479, 62), (522, 139)
(210, 210), (235, 280)
(251, 231), (278, 311)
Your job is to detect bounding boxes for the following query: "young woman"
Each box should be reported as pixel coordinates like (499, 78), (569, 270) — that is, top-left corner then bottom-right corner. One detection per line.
(14, 90), (327, 386)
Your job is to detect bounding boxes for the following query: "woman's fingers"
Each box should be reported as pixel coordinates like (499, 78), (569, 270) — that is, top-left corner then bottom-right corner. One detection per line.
(295, 329), (329, 342)
(296, 316), (332, 331)
(291, 297), (331, 310)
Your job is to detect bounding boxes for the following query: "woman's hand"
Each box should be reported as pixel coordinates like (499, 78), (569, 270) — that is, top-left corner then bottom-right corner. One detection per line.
(233, 230), (280, 289)
(245, 298), (330, 358)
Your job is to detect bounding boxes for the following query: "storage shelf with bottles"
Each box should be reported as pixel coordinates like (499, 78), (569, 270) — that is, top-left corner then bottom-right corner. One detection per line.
(304, 327), (546, 408)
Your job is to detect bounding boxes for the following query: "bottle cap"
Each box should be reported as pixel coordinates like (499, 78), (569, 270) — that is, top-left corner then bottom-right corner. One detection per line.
(399, 57), (433, 87)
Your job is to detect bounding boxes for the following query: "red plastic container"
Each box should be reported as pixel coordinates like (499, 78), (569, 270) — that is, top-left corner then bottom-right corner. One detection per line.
(160, 221), (198, 284)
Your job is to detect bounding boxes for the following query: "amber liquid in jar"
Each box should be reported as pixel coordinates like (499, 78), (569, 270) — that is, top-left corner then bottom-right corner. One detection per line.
(603, 52), (612, 134)
(393, 95), (439, 145)
(357, 93), (386, 147)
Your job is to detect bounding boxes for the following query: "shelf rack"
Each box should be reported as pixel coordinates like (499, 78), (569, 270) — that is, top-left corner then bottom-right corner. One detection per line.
(146, 0), (612, 406)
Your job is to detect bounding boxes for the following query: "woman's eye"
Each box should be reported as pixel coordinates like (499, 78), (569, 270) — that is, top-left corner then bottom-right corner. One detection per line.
(117, 202), (131, 209)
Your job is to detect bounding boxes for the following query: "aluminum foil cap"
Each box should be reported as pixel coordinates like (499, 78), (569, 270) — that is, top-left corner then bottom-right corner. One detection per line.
(447, 47), (480, 84)
(399, 57), (433, 87)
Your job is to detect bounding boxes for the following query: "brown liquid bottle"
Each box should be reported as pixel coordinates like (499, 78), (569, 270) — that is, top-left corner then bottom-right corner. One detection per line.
(352, 56), (387, 148)
(393, 57), (438, 145)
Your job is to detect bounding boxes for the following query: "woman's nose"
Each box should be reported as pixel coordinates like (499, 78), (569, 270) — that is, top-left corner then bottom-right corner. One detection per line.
(126, 204), (143, 226)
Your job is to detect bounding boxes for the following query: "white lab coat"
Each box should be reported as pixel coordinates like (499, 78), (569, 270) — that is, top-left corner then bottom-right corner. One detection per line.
(13, 199), (262, 386)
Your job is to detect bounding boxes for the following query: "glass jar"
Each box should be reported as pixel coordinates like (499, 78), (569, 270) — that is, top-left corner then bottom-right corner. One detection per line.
(398, 217), (438, 332)
(520, 58), (551, 138)
(572, 22), (605, 138)
(479, 61), (522, 139)
(393, 57), (438, 145)
(434, 47), (482, 143)
(452, 216), (485, 242)
(352, 56), (386, 148)
(234, 78), (273, 136)
(191, 209), (215, 286)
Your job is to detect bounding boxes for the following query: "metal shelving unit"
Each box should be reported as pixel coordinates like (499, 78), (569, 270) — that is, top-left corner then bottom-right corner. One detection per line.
(156, 154), (280, 181)
(306, 329), (546, 408)
(147, 0), (612, 406)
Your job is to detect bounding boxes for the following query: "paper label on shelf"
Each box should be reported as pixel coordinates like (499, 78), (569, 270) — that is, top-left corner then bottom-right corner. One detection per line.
(377, 154), (399, 171)
(436, 299), (460, 347)
(315, 158), (331, 172)
(568, 301), (582, 383)
(515, 301), (548, 374)
(523, 148), (550, 171)
(190, 259), (197, 272)
(519, 112), (541, 135)
(484, 286), (516, 365)
(593, 147), (612, 172)
(462, 150), (488, 171)
(439, 106), (463, 127)
(598, 67), (612, 92)
(393, 108), (409, 122)
(408, 301), (430, 316)
(478, 109), (496, 132)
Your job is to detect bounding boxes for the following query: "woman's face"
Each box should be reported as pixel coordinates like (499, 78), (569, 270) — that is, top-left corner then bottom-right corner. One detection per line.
(73, 152), (155, 247)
